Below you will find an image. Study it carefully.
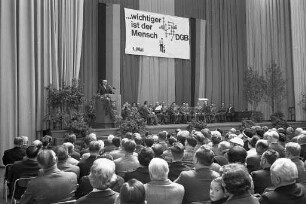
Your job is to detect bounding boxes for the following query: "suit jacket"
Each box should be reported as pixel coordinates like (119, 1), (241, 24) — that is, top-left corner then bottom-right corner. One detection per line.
(269, 143), (285, 158)
(251, 168), (273, 194)
(168, 161), (191, 181)
(9, 158), (41, 199)
(57, 161), (80, 179)
(246, 153), (262, 173)
(124, 166), (151, 184)
(76, 175), (124, 199)
(98, 85), (114, 95)
(114, 154), (139, 177)
(174, 167), (219, 204)
(71, 150), (80, 161)
(19, 166), (77, 204)
(145, 179), (184, 204)
(260, 183), (306, 204)
(2, 147), (26, 165)
(78, 155), (97, 178)
(226, 192), (259, 204)
(76, 189), (118, 204)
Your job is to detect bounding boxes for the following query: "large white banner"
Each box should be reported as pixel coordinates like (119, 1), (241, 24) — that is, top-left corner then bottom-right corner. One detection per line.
(124, 8), (190, 60)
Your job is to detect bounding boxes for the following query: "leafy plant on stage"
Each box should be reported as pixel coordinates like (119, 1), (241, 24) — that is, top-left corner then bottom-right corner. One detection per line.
(270, 111), (289, 129)
(263, 62), (286, 113)
(187, 119), (207, 132)
(244, 66), (266, 120)
(46, 79), (90, 137)
(119, 110), (146, 135)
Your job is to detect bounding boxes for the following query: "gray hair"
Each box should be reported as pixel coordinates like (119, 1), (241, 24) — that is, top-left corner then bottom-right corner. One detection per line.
(271, 158), (298, 186)
(149, 158), (169, 181)
(89, 158), (116, 189)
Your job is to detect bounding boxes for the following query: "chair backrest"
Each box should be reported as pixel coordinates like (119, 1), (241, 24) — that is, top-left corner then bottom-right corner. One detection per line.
(11, 177), (35, 201)
(50, 199), (76, 204)
(4, 164), (13, 180)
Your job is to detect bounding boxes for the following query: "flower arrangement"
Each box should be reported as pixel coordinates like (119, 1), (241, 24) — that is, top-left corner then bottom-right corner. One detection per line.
(187, 119), (207, 132)
(118, 110), (146, 135)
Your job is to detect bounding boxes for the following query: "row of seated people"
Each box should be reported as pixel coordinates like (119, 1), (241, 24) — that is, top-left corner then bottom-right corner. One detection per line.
(122, 101), (236, 125)
(3, 126), (306, 204)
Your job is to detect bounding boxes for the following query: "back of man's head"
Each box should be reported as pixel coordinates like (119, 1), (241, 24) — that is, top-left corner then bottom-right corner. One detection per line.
(255, 139), (269, 155)
(89, 141), (101, 154)
(261, 149), (279, 167)
(134, 135), (143, 145)
(186, 136), (197, 147)
(32, 140), (42, 149)
(54, 145), (69, 162)
(285, 142), (301, 158)
(123, 139), (136, 153)
(144, 136), (154, 147)
(270, 158), (298, 187)
(14, 137), (24, 146)
(158, 131), (167, 141)
(193, 131), (205, 145)
(267, 131), (279, 143)
(64, 133), (76, 144)
(227, 146), (247, 164)
(37, 149), (57, 169)
(112, 137), (121, 148)
(138, 147), (154, 167)
(152, 143), (164, 157)
(195, 145), (214, 166)
(63, 142), (74, 154)
(211, 131), (222, 145)
(170, 142), (185, 161)
(85, 133), (97, 146)
(26, 145), (40, 159)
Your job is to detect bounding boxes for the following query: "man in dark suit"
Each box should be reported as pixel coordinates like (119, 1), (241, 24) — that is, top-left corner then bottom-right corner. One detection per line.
(251, 149), (279, 194)
(8, 145), (41, 199)
(174, 145), (220, 203)
(259, 158), (306, 204)
(247, 139), (269, 173)
(76, 158), (119, 204)
(226, 103), (235, 122)
(168, 142), (191, 181)
(98, 80), (114, 95)
(78, 141), (101, 178)
(2, 137), (26, 165)
(19, 149), (78, 204)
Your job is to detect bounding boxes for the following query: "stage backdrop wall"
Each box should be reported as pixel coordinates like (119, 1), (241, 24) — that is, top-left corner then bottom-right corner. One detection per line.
(0, 0), (84, 166)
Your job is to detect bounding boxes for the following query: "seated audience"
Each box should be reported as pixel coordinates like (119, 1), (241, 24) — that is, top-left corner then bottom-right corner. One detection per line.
(55, 145), (80, 178)
(247, 136), (260, 157)
(144, 136), (154, 148)
(32, 140), (42, 149)
(158, 131), (168, 151)
(285, 142), (306, 185)
(63, 142), (80, 165)
(78, 141), (101, 178)
(177, 130), (189, 146)
(259, 158), (306, 204)
(8, 145), (41, 199)
(222, 163), (259, 204)
(110, 137), (126, 160)
(211, 131), (222, 156)
(227, 146), (247, 165)
(266, 130), (285, 158)
(125, 147), (154, 184)
(193, 131), (205, 151)
(116, 179), (146, 204)
(214, 141), (230, 166)
(64, 133), (81, 157)
(175, 145), (220, 203)
(162, 136), (177, 163)
(134, 133), (144, 154)
(41, 135), (53, 149)
(251, 149), (279, 194)
(210, 177), (228, 204)
(145, 158), (184, 204)
(168, 142), (191, 181)
(114, 139), (140, 177)
(246, 139), (269, 173)
(80, 133), (97, 156)
(182, 135), (197, 167)
(76, 158), (119, 204)
(2, 136), (26, 165)
(152, 143), (165, 158)
(104, 134), (117, 153)
(20, 149), (78, 204)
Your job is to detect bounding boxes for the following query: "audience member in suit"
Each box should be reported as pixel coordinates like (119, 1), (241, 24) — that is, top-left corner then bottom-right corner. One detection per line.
(168, 142), (191, 181)
(213, 141), (230, 166)
(2, 137), (26, 165)
(285, 142), (306, 185)
(162, 136), (177, 163)
(222, 163), (259, 204)
(259, 158), (306, 204)
(104, 135), (117, 153)
(182, 135), (197, 167)
(78, 141), (101, 178)
(174, 145), (220, 203)
(41, 135), (54, 150)
(76, 158), (119, 204)
(125, 147), (153, 184)
(246, 139), (269, 173)
(64, 133), (82, 153)
(145, 158), (184, 204)
(211, 131), (222, 156)
(63, 142), (79, 165)
(266, 130), (285, 158)
(55, 145), (80, 179)
(116, 179), (146, 204)
(227, 145), (247, 165)
(115, 139), (140, 177)
(251, 149), (279, 194)
(193, 131), (205, 151)
(247, 135), (260, 158)
(19, 149), (78, 204)
(158, 131), (168, 152)
(152, 143), (165, 159)
(8, 145), (41, 199)
(134, 133), (144, 154)
(80, 133), (97, 156)
(110, 137), (126, 160)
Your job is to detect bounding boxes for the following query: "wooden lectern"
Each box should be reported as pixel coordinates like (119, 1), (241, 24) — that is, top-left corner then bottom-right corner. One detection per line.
(95, 94), (121, 128)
